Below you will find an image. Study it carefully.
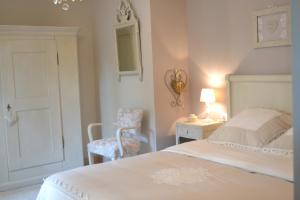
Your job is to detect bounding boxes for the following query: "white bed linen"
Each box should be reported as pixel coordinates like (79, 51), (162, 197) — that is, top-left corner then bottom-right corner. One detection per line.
(166, 140), (293, 181)
(37, 140), (293, 200)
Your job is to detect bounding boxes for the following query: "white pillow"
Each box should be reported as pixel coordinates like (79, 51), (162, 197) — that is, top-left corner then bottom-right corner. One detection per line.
(208, 108), (292, 147)
(268, 128), (293, 149)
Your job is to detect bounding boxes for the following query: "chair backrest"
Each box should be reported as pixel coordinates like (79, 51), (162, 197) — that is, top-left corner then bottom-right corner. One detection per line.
(116, 108), (143, 136)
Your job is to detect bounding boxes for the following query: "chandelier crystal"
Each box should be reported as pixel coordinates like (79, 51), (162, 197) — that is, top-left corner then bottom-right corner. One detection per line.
(53, 0), (83, 11)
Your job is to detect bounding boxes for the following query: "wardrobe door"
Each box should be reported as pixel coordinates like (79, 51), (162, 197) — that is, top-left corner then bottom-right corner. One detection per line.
(0, 39), (64, 172)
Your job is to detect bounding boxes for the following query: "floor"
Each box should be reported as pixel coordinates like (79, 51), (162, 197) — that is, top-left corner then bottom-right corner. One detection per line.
(0, 185), (40, 200)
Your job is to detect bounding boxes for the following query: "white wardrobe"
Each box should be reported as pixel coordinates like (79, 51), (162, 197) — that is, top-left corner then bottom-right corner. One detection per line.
(0, 26), (83, 190)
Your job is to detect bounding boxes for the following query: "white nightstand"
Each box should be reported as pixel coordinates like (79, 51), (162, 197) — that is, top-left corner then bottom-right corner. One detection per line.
(176, 120), (223, 145)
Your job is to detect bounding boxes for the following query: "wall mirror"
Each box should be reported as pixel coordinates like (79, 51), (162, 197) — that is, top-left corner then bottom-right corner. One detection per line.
(115, 0), (142, 81)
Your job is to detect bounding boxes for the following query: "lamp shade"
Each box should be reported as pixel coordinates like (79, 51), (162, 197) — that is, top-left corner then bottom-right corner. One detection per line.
(200, 88), (216, 103)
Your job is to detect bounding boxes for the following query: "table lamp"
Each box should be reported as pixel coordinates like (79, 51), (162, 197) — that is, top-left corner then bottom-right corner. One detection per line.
(200, 88), (216, 122)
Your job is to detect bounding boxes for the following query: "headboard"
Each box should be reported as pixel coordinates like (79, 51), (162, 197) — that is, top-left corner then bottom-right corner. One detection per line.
(226, 74), (292, 118)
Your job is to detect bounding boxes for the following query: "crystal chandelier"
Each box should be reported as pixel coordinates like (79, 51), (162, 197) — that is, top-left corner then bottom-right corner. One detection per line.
(53, 0), (83, 11)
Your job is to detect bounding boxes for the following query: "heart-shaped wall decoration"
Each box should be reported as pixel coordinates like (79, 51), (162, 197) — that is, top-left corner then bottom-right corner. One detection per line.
(164, 68), (188, 107)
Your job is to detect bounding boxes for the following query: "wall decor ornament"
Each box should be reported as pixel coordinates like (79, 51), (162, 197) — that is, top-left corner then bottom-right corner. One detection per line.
(53, 0), (83, 11)
(114, 0), (143, 81)
(164, 68), (188, 108)
(117, 0), (135, 24)
(253, 5), (291, 48)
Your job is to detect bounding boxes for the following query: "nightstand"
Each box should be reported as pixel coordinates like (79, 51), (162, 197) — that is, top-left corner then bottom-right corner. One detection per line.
(176, 120), (223, 145)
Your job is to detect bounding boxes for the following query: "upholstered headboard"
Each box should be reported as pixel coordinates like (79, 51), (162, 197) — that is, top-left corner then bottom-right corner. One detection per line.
(226, 74), (292, 118)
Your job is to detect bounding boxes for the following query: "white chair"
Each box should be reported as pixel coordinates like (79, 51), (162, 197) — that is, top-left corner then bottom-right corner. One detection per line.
(87, 108), (147, 165)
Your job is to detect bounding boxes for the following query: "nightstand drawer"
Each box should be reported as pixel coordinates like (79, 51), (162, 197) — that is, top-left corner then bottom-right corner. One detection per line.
(176, 124), (202, 140)
(176, 120), (224, 145)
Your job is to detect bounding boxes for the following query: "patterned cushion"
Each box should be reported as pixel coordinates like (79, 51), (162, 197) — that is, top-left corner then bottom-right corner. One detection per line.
(88, 137), (141, 160)
(117, 108), (143, 135)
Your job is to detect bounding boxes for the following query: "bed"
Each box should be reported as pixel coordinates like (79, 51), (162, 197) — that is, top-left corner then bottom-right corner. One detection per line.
(37, 75), (294, 200)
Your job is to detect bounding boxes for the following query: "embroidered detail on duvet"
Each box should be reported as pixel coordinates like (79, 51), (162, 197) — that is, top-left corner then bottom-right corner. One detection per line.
(151, 167), (210, 186)
(45, 176), (89, 200)
(208, 141), (293, 157)
(209, 141), (261, 152)
(262, 148), (293, 157)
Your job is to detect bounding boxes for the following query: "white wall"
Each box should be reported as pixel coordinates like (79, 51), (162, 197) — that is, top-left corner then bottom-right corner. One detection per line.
(292, 0), (300, 198)
(150, 0), (191, 150)
(92, 0), (192, 152)
(186, 0), (291, 115)
(0, 0), (99, 161)
(92, 0), (157, 152)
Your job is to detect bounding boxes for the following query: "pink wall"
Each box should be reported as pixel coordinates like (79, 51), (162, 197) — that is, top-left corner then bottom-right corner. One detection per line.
(186, 0), (291, 115)
(151, 0), (191, 150)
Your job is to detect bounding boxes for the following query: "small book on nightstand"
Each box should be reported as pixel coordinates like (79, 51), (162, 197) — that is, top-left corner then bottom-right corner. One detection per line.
(175, 119), (224, 145)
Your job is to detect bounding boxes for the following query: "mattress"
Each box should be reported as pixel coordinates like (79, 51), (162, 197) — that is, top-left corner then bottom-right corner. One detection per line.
(37, 140), (293, 200)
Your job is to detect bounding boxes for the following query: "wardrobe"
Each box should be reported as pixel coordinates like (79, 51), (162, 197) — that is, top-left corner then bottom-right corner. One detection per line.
(0, 26), (83, 190)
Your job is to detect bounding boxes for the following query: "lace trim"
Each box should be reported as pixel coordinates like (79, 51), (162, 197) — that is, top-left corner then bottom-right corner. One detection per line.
(208, 141), (261, 152)
(208, 141), (293, 157)
(45, 176), (89, 200)
(262, 148), (293, 157)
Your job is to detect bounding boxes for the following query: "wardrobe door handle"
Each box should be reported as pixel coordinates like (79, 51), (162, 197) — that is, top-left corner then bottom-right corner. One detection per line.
(7, 104), (12, 112)
(4, 104), (17, 126)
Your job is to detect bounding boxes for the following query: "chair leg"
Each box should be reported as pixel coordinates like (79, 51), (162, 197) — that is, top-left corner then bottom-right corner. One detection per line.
(88, 152), (94, 165)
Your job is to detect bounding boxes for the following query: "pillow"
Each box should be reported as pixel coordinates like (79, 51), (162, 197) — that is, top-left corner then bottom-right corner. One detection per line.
(208, 108), (292, 148)
(262, 128), (293, 155)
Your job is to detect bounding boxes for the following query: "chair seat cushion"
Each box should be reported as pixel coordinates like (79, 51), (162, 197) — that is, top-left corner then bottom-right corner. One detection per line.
(88, 137), (141, 159)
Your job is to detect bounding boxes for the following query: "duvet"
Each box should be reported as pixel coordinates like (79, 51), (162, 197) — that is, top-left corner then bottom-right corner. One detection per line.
(37, 140), (293, 200)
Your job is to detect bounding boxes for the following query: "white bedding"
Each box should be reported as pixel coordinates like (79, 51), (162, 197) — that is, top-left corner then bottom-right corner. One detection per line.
(37, 140), (293, 200)
(166, 140), (293, 181)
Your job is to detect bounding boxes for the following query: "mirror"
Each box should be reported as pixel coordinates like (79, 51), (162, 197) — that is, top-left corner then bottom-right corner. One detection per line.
(116, 25), (137, 72)
(115, 0), (142, 81)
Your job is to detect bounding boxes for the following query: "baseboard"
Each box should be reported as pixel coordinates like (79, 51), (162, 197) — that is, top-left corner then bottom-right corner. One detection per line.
(0, 175), (44, 192)
(0, 161), (83, 192)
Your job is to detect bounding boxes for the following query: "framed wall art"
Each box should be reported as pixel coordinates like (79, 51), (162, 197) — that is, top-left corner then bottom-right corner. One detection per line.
(253, 5), (291, 48)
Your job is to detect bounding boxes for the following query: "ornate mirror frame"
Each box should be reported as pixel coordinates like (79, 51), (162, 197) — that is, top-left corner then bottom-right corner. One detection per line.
(114, 0), (143, 81)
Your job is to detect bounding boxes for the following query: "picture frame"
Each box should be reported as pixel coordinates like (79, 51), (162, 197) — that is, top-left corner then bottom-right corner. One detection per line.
(253, 5), (291, 48)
